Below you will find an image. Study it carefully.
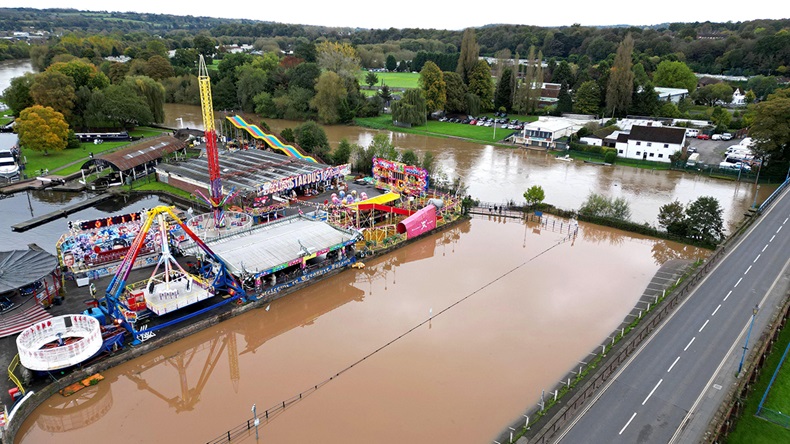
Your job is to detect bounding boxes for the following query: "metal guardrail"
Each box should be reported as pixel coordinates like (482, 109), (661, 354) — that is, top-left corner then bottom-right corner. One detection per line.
(759, 177), (790, 213)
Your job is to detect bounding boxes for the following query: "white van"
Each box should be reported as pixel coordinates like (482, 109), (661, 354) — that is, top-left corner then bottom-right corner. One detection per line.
(685, 128), (699, 138)
(686, 153), (700, 167)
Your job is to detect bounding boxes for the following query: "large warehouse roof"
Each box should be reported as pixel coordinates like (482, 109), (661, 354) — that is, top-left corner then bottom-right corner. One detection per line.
(0, 248), (58, 294)
(183, 215), (360, 276)
(156, 149), (344, 196)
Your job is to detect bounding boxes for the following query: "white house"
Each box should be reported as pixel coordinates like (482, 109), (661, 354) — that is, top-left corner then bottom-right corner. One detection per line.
(731, 88), (746, 106)
(654, 87), (689, 104)
(515, 117), (578, 148)
(616, 125), (687, 163)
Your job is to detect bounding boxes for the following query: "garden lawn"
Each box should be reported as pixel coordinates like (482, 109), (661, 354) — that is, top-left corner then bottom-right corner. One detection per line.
(20, 127), (169, 176)
(130, 177), (202, 202)
(355, 114), (537, 145)
(726, 322), (790, 444)
(359, 71), (420, 89)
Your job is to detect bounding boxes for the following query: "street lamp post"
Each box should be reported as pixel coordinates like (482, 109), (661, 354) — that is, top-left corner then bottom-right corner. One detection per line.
(251, 403), (260, 440)
(737, 305), (759, 375)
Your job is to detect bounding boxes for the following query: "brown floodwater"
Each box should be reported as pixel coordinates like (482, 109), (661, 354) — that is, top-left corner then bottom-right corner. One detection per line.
(162, 104), (775, 234)
(17, 218), (708, 443)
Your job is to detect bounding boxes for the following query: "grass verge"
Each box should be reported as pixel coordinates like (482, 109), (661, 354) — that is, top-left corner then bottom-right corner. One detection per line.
(725, 323), (790, 443)
(355, 115), (536, 145)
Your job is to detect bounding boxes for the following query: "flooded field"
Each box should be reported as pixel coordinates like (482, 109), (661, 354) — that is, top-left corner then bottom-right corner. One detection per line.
(17, 217), (708, 443)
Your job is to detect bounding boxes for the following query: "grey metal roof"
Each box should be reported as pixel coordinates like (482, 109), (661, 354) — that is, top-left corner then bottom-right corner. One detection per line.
(184, 216), (359, 276)
(156, 149), (325, 194)
(0, 248), (58, 293)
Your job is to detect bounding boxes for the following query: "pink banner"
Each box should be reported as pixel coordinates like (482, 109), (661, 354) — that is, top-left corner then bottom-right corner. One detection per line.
(397, 205), (436, 239)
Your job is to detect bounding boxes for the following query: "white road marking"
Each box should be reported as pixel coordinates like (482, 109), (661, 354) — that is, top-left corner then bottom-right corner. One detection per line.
(699, 319), (710, 332)
(735, 277), (742, 287)
(778, 226), (783, 233)
(668, 356), (680, 372)
(642, 379), (663, 405)
(619, 412), (637, 435)
(771, 235), (776, 242)
(745, 265), (752, 274)
(684, 337), (696, 351)
(784, 217), (789, 224)
(763, 244), (769, 252)
(754, 254), (761, 263)
(712, 304), (721, 316)
(724, 291), (732, 302)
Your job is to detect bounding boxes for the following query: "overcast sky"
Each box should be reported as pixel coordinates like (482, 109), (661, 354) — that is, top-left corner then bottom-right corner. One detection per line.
(19, 1), (789, 30)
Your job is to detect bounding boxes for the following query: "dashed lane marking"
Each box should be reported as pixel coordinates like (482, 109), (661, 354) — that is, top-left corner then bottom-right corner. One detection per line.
(619, 412), (637, 435)
(668, 356), (680, 372)
(684, 337), (696, 351)
(712, 304), (721, 316)
(642, 379), (663, 405)
(699, 319), (710, 332)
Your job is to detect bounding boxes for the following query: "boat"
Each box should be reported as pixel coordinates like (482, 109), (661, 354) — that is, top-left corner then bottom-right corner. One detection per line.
(583, 160), (612, 166)
(555, 154), (573, 162)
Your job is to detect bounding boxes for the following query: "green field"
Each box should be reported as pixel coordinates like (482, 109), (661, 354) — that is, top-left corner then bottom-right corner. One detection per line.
(726, 323), (790, 443)
(355, 114), (537, 144)
(19, 127), (168, 177)
(359, 71), (420, 89)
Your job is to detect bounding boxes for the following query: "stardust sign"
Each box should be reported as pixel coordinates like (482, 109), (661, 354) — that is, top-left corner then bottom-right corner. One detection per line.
(257, 164), (350, 196)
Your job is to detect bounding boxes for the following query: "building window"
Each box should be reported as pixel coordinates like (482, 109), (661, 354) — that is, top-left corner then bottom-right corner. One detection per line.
(636, 151), (641, 156)
(647, 142), (652, 147)
(658, 154), (664, 158)
(649, 153), (655, 157)
(618, 149), (624, 154)
(664, 144), (669, 148)
(636, 141), (641, 146)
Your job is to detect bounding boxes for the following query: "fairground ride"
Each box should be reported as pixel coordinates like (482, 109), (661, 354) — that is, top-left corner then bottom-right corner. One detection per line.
(101, 206), (246, 343)
(197, 55), (234, 227)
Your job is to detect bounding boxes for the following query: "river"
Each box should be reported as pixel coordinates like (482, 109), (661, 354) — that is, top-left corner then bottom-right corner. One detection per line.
(0, 62), (750, 443)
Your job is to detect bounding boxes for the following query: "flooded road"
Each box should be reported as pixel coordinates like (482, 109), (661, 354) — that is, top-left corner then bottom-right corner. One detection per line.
(164, 104), (773, 234)
(17, 218), (708, 443)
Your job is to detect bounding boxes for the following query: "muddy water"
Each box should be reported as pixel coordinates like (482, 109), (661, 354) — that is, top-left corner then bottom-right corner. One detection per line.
(17, 218), (708, 443)
(163, 104), (774, 234)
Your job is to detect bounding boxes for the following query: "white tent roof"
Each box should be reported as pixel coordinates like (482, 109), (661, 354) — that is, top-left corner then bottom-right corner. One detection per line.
(186, 216), (360, 276)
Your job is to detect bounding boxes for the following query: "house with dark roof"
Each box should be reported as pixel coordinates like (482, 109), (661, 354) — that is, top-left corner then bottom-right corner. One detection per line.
(615, 125), (687, 163)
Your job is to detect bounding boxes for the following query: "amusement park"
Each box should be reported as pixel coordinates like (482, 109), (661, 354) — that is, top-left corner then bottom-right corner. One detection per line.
(0, 56), (467, 439)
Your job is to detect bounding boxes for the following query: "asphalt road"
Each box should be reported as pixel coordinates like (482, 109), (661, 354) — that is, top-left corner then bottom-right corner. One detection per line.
(555, 184), (790, 444)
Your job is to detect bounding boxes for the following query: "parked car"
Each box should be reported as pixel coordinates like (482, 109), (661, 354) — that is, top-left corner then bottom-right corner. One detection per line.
(687, 146), (697, 154)
(711, 134), (722, 140)
(721, 133), (733, 140)
(697, 134), (711, 140)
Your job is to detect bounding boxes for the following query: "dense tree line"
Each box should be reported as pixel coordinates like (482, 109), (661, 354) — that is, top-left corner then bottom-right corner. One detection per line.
(3, 8), (790, 75)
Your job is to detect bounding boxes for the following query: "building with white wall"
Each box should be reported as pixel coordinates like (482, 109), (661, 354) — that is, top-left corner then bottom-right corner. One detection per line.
(616, 125), (686, 163)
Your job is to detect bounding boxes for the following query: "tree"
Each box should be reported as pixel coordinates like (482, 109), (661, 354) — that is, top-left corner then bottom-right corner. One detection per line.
(385, 55), (397, 72)
(294, 41), (317, 63)
(289, 62), (321, 90)
(95, 85), (153, 129)
(47, 60), (109, 91)
(443, 71), (468, 114)
(391, 89), (427, 126)
(2, 73), (35, 115)
(693, 83), (734, 107)
(235, 66), (268, 113)
(30, 70), (77, 120)
(332, 138), (355, 165)
(316, 41), (360, 81)
(123, 76), (166, 123)
(685, 196), (724, 244)
(365, 71), (379, 88)
(399, 149), (419, 166)
(456, 28), (479, 84)
(468, 60), (494, 111)
(378, 84), (393, 105)
(710, 106), (732, 131)
(630, 83), (660, 116)
(419, 61), (446, 114)
(556, 82), (573, 114)
(144, 55), (175, 81)
(108, 62), (129, 84)
(523, 185), (545, 208)
(574, 81), (601, 115)
(579, 193), (631, 220)
(192, 34), (216, 63)
(494, 68), (513, 112)
(172, 48), (199, 69)
(653, 60), (697, 93)
(311, 71), (347, 124)
(745, 75), (778, 100)
(748, 90), (790, 161)
(657, 200), (688, 237)
(294, 120), (330, 160)
(552, 61), (574, 89)
(15, 105), (69, 156)
(605, 34), (634, 117)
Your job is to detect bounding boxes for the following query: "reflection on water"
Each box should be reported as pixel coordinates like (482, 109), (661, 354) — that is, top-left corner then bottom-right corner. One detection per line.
(18, 219), (708, 443)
